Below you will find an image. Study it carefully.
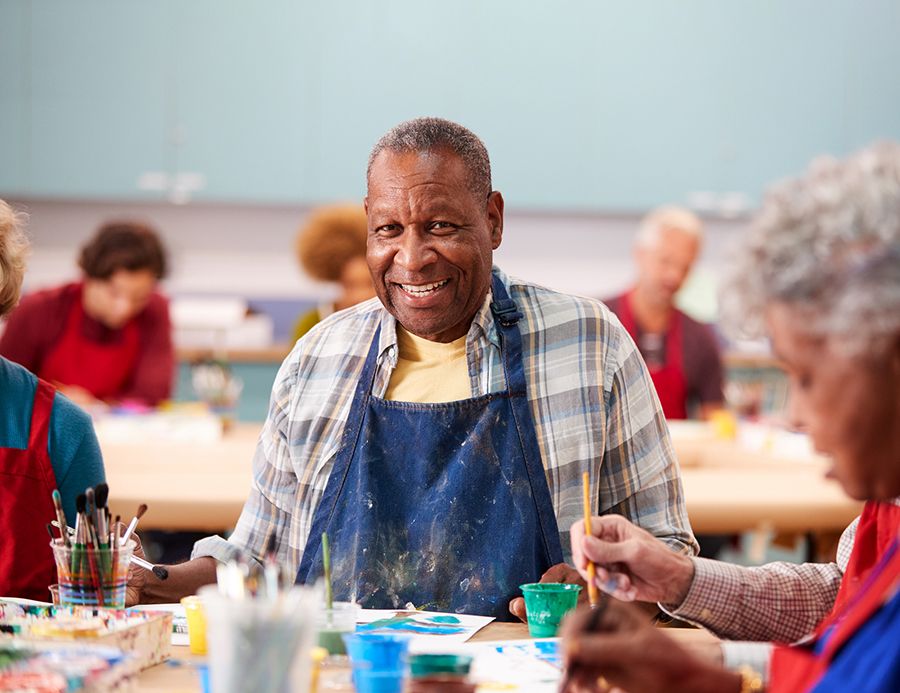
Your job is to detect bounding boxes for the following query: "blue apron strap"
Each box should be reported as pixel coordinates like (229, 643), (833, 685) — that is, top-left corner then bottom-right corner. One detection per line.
(296, 324), (383, 579)
(490, 274), (565, 565)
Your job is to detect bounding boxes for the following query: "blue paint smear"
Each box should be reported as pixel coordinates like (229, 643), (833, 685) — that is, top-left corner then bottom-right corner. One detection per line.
(358, 621), (466, 635)
(495, 641), (562, 668)
(428, 615), (461, 624)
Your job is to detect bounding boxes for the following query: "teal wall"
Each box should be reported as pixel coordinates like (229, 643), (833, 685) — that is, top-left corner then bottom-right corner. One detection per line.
(2, 1), (898, 210)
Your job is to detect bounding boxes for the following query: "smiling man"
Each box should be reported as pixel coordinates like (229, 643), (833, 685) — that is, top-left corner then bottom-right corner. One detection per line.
(131, 118), (696, 618)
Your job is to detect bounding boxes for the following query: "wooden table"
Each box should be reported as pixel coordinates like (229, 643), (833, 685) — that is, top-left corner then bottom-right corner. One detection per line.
(134, 622), (718, 692)
(100, 422), (862, 537)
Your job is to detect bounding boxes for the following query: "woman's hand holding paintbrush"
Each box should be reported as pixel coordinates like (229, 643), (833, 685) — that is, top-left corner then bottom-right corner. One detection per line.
(569, 514), (695, 607)
(558, 600), (741, 693)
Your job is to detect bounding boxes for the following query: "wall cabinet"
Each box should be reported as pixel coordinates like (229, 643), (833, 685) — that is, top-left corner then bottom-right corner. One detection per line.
(2, 1), (898, 210)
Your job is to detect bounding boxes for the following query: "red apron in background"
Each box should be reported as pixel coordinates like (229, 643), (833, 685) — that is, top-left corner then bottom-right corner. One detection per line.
(0, 378), (59, 601)
(617, 290), (689, 420)
(40, 284), (140, 401)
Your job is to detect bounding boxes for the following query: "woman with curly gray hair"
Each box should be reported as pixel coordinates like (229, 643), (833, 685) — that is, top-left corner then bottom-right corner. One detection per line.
(561, 142), (900, 693)
(0, 200), (105, 601)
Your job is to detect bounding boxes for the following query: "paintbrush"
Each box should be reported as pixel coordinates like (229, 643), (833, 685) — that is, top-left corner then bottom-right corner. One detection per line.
(581, 471), (600, 608)
(51, 490), (71, 548)
(131, 554), (169, 580)
(321, 532), (333, 610)
(120, 503), (148, 546)
(73, 493), (87, 575)
(263, 530), (279, 600)
(94, 483), (109, 547)
(559, 596), (609, 693)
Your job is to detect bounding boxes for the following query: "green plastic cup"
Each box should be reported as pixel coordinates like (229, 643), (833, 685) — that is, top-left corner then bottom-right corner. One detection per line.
(520, 583), (582, 637)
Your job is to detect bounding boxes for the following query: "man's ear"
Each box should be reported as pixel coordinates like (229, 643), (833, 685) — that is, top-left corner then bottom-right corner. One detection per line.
(363, 197), (369, 215)
(487, 191), (504, 250)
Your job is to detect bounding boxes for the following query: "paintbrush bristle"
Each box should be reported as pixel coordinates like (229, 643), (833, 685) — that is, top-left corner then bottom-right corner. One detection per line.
(52, 489), (62, 505)
(94, 483), (109, 508)
(152, 565), (169, 580)
(75, 493), (86, 514)
(136, 503), (148, 519)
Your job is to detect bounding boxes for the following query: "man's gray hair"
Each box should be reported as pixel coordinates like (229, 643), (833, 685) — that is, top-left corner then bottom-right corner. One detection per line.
(0, 199), (29, 318)
(367, 117), (492, 198)
(720, 141), (900, 356)
(636, 206), (703, 248)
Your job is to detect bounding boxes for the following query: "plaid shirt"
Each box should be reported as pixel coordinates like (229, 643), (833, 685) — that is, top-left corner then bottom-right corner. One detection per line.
(668, 517), (859, 644)
(193, 268), (698, 573)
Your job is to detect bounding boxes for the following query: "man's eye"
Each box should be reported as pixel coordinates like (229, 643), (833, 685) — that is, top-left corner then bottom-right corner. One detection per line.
(375, 224), (400, 235)
(430, 222), (457, 233)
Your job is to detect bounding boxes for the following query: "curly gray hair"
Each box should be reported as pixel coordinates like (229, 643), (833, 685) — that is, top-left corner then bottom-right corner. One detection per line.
(721, 141), (900, 356)
(0, 200), (29, 318)
(367, 117), (492, 199)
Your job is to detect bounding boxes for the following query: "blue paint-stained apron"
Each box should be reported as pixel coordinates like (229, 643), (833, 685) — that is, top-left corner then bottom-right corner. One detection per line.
(296, 274), (564, 619)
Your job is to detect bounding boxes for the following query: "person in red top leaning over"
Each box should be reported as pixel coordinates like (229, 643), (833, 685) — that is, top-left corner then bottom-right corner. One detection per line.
(0, 221), (173, 407)
(605, 207), (724, 420)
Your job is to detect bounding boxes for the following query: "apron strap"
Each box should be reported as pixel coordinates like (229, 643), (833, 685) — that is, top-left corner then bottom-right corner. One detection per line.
(490, 274), (565, 565)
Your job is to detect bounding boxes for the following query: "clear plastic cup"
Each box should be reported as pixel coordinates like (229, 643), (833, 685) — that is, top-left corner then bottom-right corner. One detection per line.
(199, 584), (318, 693)
(520, 582), (582, 637)
(50, 539), (134, 608)
(316, 601), (358, 655)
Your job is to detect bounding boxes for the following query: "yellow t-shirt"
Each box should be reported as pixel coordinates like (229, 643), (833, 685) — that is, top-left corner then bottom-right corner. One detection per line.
(385, 327), (471, 403)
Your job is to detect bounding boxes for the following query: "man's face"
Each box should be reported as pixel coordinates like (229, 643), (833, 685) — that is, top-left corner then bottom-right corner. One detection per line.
(365, 149), (503, 342)
(634, 226), (700, 307)
(82, 268), (157, 329)
(767, 302), (900, 501)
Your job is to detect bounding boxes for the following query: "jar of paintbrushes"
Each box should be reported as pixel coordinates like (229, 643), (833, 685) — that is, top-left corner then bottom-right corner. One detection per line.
(48, 486), (133, 609)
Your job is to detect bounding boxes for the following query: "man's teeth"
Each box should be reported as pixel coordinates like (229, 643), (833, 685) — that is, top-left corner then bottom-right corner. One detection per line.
(400, 280), (449, 294)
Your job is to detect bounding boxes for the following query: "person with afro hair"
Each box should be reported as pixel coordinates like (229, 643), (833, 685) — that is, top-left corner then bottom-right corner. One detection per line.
(292, 203), (375, 342)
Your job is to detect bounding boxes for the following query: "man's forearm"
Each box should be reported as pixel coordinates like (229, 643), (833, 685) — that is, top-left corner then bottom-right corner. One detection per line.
(141, 556), (218, 603)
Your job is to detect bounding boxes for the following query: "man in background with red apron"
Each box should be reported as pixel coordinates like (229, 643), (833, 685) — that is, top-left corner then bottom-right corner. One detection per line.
(605, 207), (724, 421)
(0, 221), (173, 407)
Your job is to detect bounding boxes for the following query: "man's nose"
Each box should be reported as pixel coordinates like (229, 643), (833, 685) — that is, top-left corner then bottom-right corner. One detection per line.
(394, 230), (437, 272)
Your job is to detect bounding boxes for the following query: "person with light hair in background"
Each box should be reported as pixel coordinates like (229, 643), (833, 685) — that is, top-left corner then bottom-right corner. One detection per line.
(0, 200), (105, 601)
(0, 221), (173, 407)
(291, 203), (376, 342)
(561, 141), (900, 692)
(605, 206), (725, 420)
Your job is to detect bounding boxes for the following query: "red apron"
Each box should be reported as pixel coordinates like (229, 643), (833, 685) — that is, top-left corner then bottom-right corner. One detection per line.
(0, 378), (59, 601)
(40, 284), (140, 401)
(617, 290), (688, 419)
(768, 501), (900, 692)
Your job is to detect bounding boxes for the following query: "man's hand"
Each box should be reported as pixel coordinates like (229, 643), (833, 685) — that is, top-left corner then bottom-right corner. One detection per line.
(508, 563), (586, 622)
(570, 515), (695, 606)
(559, 601), (740, 693)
